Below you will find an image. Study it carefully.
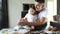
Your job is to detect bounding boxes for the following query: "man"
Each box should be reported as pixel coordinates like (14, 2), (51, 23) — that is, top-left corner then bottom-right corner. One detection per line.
(19, 0), (47, 30)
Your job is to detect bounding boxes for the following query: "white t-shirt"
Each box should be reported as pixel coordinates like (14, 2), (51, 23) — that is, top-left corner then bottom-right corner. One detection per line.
(38, 9), (48, 22)
(38, 9), (48, 29)
(23, 13), (37, 29)
(25, 13), (37, 22)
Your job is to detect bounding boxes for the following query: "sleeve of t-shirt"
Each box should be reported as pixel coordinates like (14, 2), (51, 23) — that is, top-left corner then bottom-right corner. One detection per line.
(41, 9), (48, 18)
(24, 13), (28, 18)
(41, 9), (48, 22)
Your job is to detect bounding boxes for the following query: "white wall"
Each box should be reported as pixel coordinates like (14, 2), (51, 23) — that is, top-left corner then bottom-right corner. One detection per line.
(46, 0), (57, 29)
(8, 0), (35, 28)
(8, 0), (21, 28)
(47, 0), (57, 21)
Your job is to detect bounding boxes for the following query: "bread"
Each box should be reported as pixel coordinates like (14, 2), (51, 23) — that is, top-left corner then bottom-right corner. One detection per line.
(52, 27), (57, 32)
(48, 26), (52, 31)
(48, 26), (58, 32)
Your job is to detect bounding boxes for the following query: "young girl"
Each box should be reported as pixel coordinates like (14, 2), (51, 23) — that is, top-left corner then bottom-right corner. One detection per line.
(21, 4), (38, 30)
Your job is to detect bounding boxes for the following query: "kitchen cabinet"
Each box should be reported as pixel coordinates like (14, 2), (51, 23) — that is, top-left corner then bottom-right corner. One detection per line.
(0, 0), (9, 30)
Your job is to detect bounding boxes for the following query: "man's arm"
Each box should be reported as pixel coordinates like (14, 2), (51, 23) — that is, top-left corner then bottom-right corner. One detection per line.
(26, 17), (46, 26)
(19, 17), (46, 26)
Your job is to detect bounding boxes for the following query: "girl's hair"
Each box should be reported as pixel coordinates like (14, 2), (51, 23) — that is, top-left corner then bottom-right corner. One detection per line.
(35, 0), (45, 3)
(29, 4), (36, 10)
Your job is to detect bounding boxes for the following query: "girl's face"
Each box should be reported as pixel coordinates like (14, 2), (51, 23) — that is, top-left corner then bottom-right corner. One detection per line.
(29, 8), (35, 15)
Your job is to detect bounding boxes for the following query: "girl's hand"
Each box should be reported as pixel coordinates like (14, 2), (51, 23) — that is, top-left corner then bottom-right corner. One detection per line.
(29, 26), (35, 30)
(36, 19), (40, 23)
(20, 18), (25, 22)
(31, 26), (35, 29)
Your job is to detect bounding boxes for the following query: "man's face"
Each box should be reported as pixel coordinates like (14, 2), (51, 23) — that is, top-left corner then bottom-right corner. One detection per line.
(35, 2), (41, 12)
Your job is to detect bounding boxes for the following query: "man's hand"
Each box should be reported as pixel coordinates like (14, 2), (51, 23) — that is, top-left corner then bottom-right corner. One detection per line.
(19, 21), (27, 26)
(18, 18), (27, 26)
(35, 18), (45, 25)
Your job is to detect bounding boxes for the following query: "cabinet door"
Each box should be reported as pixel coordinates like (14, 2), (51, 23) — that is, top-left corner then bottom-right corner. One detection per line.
(57, 0), (60, 15)
(0, 0), (9, 30)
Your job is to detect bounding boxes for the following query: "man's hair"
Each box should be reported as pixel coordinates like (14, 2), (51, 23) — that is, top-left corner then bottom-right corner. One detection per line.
(35, 0), (45, 3)
(29, 4), (36, 10)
